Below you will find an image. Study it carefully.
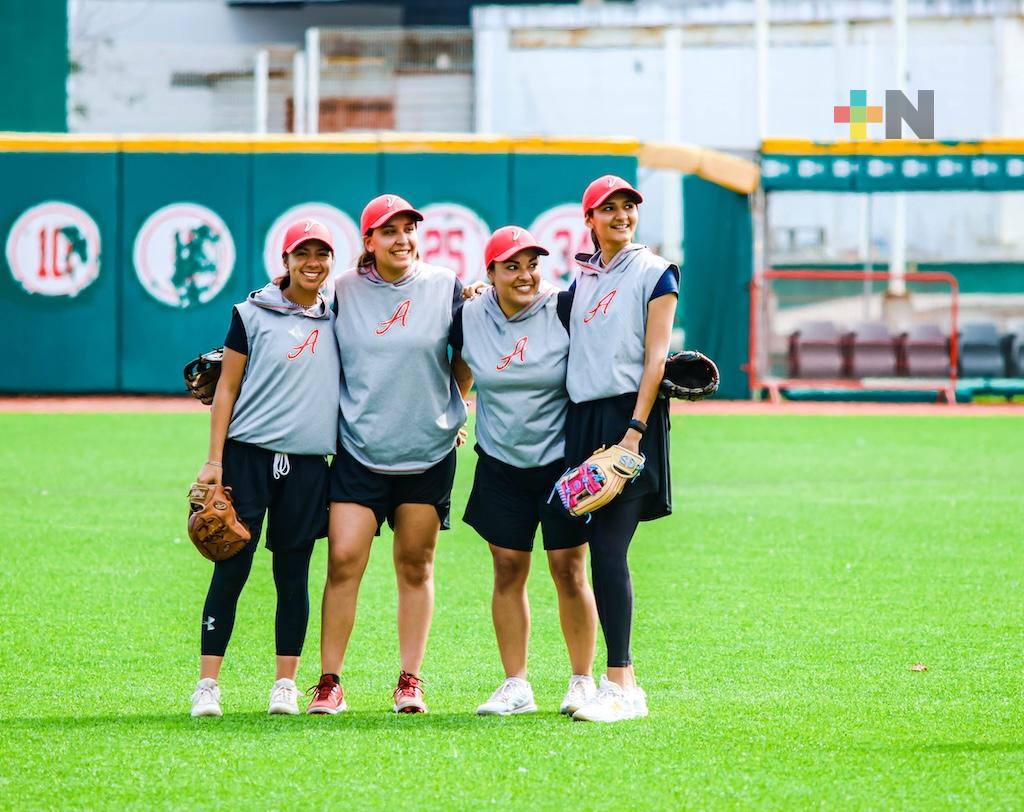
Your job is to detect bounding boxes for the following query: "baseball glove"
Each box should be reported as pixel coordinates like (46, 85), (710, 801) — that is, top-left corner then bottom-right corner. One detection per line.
(661, 350), (720, 401)
(187, 482), (251, 562)
(553, 445), (645, 518)
(183, 348), (223, 406)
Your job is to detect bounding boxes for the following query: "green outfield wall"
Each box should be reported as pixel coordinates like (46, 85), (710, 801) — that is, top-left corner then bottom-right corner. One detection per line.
(681, 177), (753, 400)
(0, 136), (640, 394)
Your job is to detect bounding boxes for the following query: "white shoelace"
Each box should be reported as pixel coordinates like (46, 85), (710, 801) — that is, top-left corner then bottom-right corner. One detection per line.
(271, 683), (297, 703)
(567, 677), (593, 701)
(272, 453), (291, 480)
(491, 679), (524, 703)
(593, 682), (626, 706)
(193, 683), (218, 704)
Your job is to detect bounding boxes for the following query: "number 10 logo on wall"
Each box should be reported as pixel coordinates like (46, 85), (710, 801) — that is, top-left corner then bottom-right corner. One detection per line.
(5, 201), (101, 297)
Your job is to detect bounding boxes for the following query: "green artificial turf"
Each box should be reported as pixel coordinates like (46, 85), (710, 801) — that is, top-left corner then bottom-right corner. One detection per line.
(0, 413), (1022, 809)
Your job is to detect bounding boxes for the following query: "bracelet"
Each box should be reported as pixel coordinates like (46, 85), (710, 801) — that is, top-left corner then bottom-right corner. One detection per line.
(627, 418), (647, 435)
(206, 460), (223, 468)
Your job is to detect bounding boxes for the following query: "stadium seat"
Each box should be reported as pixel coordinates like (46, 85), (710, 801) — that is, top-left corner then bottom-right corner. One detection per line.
(958, 320), (1005, 378)
(900, 323), (950, 377)
(788, 320), (843, 378)
(1001, 319), (1024, 378)
(844, 321), (898, 377)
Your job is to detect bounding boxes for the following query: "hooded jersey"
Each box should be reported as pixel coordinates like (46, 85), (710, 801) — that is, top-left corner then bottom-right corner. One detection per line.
(228, 283), (340, 455)
(459, 284), (568, 469)
(333, 260), (467, 473)
(566, 244), (677, 403)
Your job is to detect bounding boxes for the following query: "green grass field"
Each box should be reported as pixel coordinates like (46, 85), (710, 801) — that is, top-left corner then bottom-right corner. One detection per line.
(1, 412), (1022, 810)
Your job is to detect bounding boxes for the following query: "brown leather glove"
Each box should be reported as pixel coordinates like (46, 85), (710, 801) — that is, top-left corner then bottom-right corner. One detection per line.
(183, 348), (223, 406)
(553, 445), (645, 518)
(660, 350), (720, 401)
(187, 482), (251, 562)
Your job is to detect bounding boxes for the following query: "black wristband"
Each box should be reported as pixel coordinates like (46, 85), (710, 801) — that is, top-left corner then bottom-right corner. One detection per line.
(628, 418), (647, 435)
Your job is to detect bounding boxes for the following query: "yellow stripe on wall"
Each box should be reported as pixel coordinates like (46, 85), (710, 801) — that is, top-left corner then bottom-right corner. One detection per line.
(762, 138), (1024, 156)
(0, 132), (641, 156)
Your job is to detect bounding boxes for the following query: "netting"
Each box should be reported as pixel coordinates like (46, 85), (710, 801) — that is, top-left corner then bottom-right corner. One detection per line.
(315, 27), (472, 133)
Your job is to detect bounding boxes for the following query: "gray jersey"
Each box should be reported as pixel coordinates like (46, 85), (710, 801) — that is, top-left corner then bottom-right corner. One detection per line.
(566, 244), (674, 403)
(333, 261), (466, 473)
(460, 284), (568, 468)
(228, 283), (340, 455)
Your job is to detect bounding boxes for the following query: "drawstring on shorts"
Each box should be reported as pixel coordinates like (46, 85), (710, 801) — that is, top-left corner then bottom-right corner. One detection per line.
(273, 452), (291, 480)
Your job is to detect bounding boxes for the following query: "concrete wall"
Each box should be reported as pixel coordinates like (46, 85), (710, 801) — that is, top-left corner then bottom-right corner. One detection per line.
(67, 0), (402, 133)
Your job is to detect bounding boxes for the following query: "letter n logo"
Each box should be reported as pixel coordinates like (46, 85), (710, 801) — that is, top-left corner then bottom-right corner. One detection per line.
(885, 90), (934, 139)
(583, 290), (617, 324)
(376, 299), (411, 335)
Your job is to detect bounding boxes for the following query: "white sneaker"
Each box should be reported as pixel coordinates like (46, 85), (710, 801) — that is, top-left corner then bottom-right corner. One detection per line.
(571, 675), (647, 723)
(559, 674), (597, 715)
(191, 678), (222, 717)
(632, 684), (649, 719)
(476, 677), (537, 716)
(268, 678), (300, 715)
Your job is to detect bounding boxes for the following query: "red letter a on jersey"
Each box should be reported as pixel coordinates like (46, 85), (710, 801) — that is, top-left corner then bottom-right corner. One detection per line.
(583, 289), (617, 324)
(376, 299), (412, 335)
(288, 329), (319, 359)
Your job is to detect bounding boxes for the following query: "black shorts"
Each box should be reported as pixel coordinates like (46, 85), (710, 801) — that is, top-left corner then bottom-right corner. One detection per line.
(328, 444), (456, 533)
(463, 446), (586, 553)
(221, 438), (329, 552)
(565, 392), (672, 523)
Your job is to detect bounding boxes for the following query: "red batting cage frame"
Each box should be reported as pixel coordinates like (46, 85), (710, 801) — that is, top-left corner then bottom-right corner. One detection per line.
(748, 269), (960, 403)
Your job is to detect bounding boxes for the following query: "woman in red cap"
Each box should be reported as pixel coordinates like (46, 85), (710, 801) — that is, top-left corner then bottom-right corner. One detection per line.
(452, 225), (599, 717)
(189, 219), (339, 718)
(308, 194), (471, 715)
(562, 175), (678, 723)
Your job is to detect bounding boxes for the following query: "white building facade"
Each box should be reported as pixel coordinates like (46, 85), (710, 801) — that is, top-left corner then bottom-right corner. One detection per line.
(473, 1), (1024, 263)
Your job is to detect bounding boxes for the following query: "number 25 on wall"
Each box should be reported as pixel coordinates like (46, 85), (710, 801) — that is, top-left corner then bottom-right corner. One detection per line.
(422, 227), (465, 277)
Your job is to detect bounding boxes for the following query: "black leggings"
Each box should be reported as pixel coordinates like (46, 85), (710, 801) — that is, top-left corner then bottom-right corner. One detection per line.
(200, 521), (314, 657)
(587, 496), (644, 668)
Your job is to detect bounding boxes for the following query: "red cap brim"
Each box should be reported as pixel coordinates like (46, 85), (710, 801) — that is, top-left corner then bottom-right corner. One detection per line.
(491, 243), (549, 264)
(283, 235), (334, 254)
(365, 208), (424, 233)
(588, 186), (643, 212)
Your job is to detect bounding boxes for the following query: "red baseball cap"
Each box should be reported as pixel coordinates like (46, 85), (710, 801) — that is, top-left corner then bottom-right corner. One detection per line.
(360, 194), (423, 235)
(282, 218), (334, 254)
(582, 175), (643, 214)
(484, 226), (549, 267)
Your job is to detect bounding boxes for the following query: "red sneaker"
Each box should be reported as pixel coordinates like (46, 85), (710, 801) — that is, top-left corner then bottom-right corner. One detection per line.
(392, 671), (427, 714)
(306, 674), (347, 714)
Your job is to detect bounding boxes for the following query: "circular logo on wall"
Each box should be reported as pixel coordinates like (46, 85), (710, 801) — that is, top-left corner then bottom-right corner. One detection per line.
(133, 203), (235, 308)
(419, 203), (490, 283)
(528, 204), (593, 289)
(5, 201), (101, 297)
(264, 203), (360, 282)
